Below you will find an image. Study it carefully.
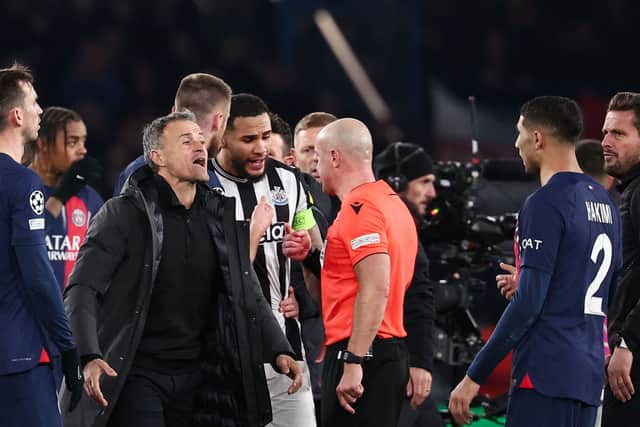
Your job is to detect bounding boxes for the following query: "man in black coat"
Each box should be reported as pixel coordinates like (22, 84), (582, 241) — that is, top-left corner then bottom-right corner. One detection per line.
(60, 111), (302, 427)
(602, 92), (640, 427)
(374, 142), (440, 427)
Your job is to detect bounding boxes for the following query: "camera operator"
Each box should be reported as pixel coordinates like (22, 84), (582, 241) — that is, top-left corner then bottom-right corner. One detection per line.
(374, 142), (442, 427)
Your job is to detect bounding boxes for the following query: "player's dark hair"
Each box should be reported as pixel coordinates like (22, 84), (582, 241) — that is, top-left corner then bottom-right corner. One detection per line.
(520, 96), (583, 144)
(38, 107), (83, 148)
(175, 73), (231, 124)
(227, 93), (270, 130)
(607, 92), (640, 134)
(575, 139), (606, 179)
(0, 63), (34, 132)
(269, 112), (292, 155)
(23, 107), (84, 166)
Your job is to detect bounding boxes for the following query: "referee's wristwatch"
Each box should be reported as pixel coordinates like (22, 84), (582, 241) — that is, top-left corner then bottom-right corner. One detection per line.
(337, 350), (364, 364)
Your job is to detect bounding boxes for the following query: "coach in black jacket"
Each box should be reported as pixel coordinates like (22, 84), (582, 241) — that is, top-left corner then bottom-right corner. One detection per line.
(60, 111), (300, 427)
(602, 93), (640, 426)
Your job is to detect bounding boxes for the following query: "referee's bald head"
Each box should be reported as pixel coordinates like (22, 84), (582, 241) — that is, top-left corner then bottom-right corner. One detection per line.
(317, 118), (372, 162)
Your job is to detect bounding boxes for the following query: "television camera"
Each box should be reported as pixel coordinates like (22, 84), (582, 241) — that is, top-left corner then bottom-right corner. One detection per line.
(422, 159), (533, 366)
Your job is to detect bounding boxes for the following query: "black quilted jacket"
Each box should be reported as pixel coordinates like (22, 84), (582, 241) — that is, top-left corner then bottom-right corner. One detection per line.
(60, 166), (292, 427)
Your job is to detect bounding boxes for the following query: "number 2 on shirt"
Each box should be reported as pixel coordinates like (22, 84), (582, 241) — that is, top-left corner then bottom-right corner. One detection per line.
(584, 233), (612, 316)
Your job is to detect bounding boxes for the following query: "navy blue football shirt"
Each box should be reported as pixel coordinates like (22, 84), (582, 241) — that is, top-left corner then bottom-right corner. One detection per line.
(0, 153), (51, 374)
(43, 185), (103, 291)
(468, 172), (622, 406)
(514, 172), (622, 405)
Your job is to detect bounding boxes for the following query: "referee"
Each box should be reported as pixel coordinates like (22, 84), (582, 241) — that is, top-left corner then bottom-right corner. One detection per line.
(285, 118), (418, 427)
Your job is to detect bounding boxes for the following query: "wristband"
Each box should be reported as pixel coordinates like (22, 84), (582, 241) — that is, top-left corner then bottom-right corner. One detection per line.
(302, 247), (321, 277)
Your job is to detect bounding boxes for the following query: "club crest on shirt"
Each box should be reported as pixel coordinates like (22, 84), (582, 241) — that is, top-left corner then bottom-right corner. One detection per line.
(29, 190), (44, 215)
(270, 186), (288, 206)
(71, 208), (86, 227)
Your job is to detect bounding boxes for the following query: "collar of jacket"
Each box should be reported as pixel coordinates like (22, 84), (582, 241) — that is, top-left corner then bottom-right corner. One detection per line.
(152, 173), (208, 211)
(124, 165), (213, 207)
(617, 163), (640, 193)
(123, 165), (223, 294)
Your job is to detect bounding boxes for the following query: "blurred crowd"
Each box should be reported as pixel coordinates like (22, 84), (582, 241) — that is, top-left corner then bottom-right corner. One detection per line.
(2, 0), (639, 196)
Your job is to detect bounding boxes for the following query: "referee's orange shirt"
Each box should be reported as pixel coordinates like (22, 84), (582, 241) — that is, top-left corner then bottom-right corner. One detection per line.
(321, 180), (418, 346)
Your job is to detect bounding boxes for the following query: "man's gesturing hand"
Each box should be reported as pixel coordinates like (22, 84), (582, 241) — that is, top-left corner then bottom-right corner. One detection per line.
(336, 363), (364, 414)
(496, 262), (517, 301)
(83, 358), (118, 407)
(275, 354), (303, 394)
(282, 223), (311, 261)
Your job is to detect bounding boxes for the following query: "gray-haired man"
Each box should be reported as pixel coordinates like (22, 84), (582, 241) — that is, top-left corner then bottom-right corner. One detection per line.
(61, 111), (301, 427)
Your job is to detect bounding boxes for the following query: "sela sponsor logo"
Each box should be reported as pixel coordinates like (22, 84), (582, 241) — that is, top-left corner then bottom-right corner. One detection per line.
(28, 217), (45, 230)
(270, 186), (288, 206)
(259, 222), (286, 244)
(71, 208), (86, 227)
(46, 234), (81, 261)
(520, 237), (542, 251)
(351, 233), (380, 250)
(29, 190), (45, 215)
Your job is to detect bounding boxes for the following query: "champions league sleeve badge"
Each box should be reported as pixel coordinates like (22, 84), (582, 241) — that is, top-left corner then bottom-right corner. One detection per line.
(29, 190), (45, 215)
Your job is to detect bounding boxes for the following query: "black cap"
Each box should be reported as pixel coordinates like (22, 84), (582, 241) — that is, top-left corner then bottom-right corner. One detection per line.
(374, 142), (434, 182)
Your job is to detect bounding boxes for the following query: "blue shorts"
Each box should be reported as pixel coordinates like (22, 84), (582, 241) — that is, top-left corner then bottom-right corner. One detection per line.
(506, 388), (597, 427)
(0, 364), (61, 427)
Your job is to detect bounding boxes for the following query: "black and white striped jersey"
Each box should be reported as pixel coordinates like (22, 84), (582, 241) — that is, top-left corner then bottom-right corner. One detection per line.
(210, 158), (311, 358)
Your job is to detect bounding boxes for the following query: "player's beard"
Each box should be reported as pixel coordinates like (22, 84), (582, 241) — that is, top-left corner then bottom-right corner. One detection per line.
(604, 161), (625, 180)
(230, 156), (266, 182)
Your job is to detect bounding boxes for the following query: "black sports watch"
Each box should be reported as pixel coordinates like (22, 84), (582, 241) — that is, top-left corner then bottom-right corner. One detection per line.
(337, 350), (364, 364)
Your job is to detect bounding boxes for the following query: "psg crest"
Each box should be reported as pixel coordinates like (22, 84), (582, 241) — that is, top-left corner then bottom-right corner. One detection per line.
(72, 208), (86, 227)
